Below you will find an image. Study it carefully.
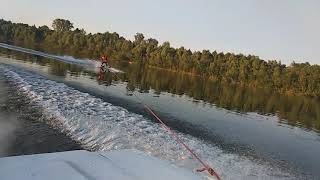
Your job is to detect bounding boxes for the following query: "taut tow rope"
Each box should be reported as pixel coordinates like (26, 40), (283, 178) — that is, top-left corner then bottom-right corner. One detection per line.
(99, 64), (221, 180)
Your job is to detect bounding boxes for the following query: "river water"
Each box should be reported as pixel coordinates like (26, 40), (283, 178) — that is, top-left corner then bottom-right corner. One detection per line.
(0, 66), (82, 157)
(0, 45), (319, 179)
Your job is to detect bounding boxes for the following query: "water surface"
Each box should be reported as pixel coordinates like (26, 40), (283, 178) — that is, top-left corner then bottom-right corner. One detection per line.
(0, 46), (319, 179)
(0, 73), (82, 157)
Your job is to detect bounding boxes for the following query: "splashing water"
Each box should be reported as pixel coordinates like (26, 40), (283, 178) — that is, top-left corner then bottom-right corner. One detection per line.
(0, 43), (124, 73)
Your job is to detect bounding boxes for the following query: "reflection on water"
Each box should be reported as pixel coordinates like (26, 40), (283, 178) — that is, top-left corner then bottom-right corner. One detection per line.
(124, 64), (320, 133)
(1, 48), (320, 134)
(2, 47), (320, 178)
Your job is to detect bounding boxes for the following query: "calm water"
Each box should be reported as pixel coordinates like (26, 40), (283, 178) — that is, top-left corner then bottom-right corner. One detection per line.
(0, 47), (319, 179)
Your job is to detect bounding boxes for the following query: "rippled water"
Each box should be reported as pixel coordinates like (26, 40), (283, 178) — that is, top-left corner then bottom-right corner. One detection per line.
(0, 74), (82, 157)
(0, 45), (319, 179)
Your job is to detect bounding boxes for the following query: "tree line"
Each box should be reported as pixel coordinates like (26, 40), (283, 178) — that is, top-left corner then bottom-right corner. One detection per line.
(124, 64), (320, 131)
(0, 18), (319, 96)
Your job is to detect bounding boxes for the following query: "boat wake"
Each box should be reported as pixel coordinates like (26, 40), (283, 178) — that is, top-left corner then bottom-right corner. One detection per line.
(0, 64), (298, 179)
(0, 43), (123, 73)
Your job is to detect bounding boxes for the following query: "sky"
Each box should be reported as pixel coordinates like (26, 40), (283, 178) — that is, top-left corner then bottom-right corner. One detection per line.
(1, 0), (319, 65)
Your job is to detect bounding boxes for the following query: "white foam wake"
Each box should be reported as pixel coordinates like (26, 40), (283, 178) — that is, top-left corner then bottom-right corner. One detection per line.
(0, 43), (124, 73)
(0, 65), (297, 179)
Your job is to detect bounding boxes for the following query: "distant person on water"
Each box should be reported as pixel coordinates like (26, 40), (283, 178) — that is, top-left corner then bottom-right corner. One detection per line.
(100, 55), (108, 66)
(100, 55), (109, 72)
(98, 55), (109, 80)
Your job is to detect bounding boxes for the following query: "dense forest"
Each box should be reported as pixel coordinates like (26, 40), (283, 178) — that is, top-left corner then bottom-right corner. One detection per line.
(0, 18), (319, 96)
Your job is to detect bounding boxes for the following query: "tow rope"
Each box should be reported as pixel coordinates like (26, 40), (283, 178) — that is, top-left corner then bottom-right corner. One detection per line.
(98, 63), (221, 180)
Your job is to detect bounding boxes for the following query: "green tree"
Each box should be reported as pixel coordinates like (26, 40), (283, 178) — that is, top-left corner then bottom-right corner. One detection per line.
(52, 18), (74, 32)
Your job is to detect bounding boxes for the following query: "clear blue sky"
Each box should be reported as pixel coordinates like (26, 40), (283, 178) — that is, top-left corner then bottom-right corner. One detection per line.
(1, 0), (319, 65)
